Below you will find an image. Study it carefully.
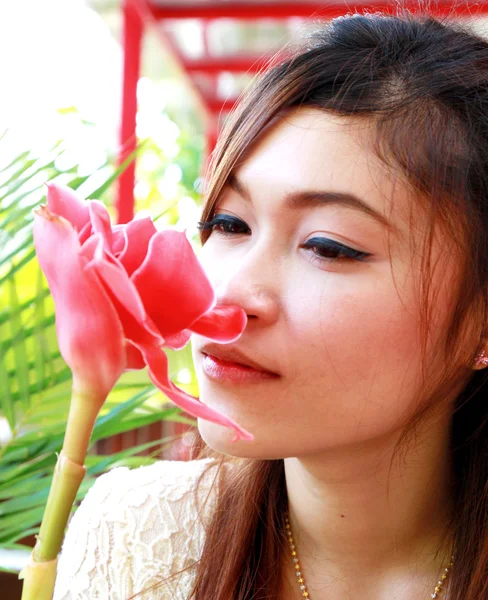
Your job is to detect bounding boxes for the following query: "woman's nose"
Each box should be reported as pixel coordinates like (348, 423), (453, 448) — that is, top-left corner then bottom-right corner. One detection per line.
(212, 249), (281, 327)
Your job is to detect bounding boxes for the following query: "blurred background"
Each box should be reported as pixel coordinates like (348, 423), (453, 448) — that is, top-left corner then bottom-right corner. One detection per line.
(2, 0), (488, 597)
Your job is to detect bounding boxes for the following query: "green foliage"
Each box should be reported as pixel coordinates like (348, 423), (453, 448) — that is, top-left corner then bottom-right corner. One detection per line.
(0, 132), (201, 573)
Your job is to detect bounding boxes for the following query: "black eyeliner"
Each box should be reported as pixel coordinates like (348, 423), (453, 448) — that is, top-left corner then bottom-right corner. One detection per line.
(302, 237), (371, 261)
(197, 216), (370, 262)
(197, 215), (247, 230)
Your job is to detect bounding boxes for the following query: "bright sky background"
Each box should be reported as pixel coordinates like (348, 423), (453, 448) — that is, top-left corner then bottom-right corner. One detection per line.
(0, 0), (201, 212)
(0, 0), (122, 159)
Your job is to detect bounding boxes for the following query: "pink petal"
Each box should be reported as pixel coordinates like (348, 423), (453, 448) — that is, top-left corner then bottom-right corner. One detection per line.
(46, 183), (90, 232)
(33, 206), (125, 399)
(136, 343), (254, 442)
(112, 227), (125, 255)
(78, 221), (93, 245)
(79, 235), (99, 261)
(84, 237), (145, 322)
(100, 281), (163, 349)
(117, 217), (157, 276)
(132, 230), (215, 337)
(162, 306), (246, 350)
(189, 306), (247, 343)
(163, 330), (192, 350)
(88, 200), (113, 253)
(84, 239), (163, 344)
(125, 341), (145, 369)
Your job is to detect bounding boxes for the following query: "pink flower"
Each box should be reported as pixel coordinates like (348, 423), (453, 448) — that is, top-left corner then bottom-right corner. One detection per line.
(33, 183), (252, 442)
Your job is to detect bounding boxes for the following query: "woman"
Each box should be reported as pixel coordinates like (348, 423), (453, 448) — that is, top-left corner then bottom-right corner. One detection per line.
(53, 8), (488, 600)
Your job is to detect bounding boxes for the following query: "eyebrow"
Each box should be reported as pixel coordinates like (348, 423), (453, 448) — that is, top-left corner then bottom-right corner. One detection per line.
(226, 173), (397, 235)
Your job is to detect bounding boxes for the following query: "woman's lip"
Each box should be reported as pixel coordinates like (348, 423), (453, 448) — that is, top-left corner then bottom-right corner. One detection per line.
(201, 353), (280, 384)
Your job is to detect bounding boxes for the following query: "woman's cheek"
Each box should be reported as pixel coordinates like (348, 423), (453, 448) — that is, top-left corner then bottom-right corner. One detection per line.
(198, 245), (227, 288)
(309, 286), (421, 379)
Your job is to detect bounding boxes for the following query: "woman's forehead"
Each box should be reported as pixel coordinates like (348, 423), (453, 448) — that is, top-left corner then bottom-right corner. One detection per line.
(228, 108), (414, 238)
(237, 109), (395, 192)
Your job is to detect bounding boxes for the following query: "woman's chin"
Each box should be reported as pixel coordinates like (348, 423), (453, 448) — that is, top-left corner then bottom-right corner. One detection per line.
(197, 419), (285, 460)
(197, 418), (251, 457)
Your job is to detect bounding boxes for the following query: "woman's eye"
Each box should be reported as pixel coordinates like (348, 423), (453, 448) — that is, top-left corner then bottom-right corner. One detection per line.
(301, 237), (371, 263)
(197, 215), (251, 236)
(197, 218), (370, 264)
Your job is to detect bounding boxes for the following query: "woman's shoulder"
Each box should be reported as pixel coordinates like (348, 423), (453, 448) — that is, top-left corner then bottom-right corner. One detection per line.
(87, 456), (220, 511)
(52, 457), (221, 600)
(69, 456), (221, 538)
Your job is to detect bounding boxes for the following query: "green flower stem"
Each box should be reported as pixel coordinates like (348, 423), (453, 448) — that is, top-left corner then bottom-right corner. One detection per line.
(19, 388), (105, 600)
(33, 453), (87, 562)
(18, 556), (58, 600)
(62, 387), (104, 465)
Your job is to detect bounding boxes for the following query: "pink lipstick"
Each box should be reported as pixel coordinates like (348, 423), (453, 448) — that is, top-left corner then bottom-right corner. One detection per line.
(202, 353), (280, 384)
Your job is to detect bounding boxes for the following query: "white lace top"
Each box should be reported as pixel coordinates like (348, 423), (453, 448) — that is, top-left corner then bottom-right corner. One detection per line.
(52, 458), (220, 600)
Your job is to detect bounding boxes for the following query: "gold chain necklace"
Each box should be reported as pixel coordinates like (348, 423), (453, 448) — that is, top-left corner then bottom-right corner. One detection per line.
(284, 513), (454, 599)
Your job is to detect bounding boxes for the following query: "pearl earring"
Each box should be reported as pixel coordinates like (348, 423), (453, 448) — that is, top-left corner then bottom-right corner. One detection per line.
(475, 349), (488, 368)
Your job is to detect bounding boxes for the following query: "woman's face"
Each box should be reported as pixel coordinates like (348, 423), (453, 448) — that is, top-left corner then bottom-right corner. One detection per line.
(191, 108), (458, 459)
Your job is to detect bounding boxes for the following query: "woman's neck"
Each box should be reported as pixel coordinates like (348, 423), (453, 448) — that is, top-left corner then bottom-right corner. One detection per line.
(282, 416), (454, 598)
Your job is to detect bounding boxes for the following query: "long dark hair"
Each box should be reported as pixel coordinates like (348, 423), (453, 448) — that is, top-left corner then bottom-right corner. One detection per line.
(133, 5), (488, 599)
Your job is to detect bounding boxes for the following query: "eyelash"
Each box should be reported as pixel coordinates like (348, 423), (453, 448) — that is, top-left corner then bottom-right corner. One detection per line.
(197, 215), (371, 263)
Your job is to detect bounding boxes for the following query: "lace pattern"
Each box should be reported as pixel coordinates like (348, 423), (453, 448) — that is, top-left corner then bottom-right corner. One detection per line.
(52, 458), (219, 600)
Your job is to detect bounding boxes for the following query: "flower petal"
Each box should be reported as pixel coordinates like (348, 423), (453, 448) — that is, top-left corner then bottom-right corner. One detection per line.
(112, 227), (125, 255)
(99, 279), (163, 348)
(79, 235), (99, 262)
(125, 341), (145, 369)
(78, 221), (93, 245)
(117, 217), (157, 276)
(85, 242), (163, 344)
(189, 306), (247, 343)
(163, 306), (246, 350)
(46, 183), (90, 233)
(136, 343), (254, 442)
(88, 200), (113, 253)
(163, 330), (192, 350)
(33, 206), (125, 398)
(132, 230), (215, 337)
